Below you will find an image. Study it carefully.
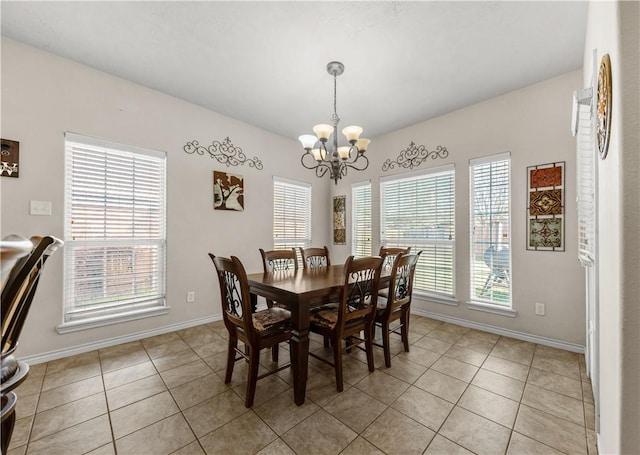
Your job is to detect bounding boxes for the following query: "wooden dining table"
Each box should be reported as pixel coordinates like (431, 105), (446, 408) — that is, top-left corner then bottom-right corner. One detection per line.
(247, 264), (389, 406)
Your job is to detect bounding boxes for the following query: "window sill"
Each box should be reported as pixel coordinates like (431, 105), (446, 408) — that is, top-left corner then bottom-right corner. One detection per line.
(466, 301), (517, 317)
(57, 306), (170, 334)
(414, 292), (459, 307)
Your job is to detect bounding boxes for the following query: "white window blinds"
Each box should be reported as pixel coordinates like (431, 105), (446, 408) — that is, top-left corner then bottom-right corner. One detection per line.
(352, 181), (372, 258)
(273, 177), (312, 250)
(576, 99), (595, 266)
(380, 165), (455, 297)
(63, 133), (167, 324)
(469, 153), (511, 306)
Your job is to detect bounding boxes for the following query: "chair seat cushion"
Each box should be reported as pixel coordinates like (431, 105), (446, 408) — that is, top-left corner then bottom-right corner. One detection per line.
(310, 309), (338, 329)
(253, 307), (291, 332)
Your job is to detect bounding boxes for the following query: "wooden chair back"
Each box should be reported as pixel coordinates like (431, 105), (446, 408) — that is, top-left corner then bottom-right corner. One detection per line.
(300, 246), (330, 269)
(259, 248), (298, 273)
(379, 246), (411, 271)
(380, 252), (421, 318)
(337, 255), (384, 331)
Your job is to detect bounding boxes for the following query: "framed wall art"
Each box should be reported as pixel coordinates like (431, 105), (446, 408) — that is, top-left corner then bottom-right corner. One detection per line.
(597, 53), (612, 159)
(527, 162), (565, 251)
(333, 195), (346, 245)
(213, 171), (244, 211)
(1, 138), (19, 178)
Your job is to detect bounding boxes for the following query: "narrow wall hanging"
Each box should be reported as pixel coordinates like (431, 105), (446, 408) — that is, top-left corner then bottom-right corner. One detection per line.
(333, 195), (346, 245)
(1, 139), (19, 177)
(213, 171), (244, 211)
(184, 137), (263, 169)
(527, 162), (565, 251)
(597, 53), (612, 159)
(382, 142), (448, 171)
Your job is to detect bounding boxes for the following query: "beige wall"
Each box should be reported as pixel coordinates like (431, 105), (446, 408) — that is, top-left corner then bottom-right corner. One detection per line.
(583, 1), (640, 453)
(0, 38), (331, 359)
(330, 70), (586, 347)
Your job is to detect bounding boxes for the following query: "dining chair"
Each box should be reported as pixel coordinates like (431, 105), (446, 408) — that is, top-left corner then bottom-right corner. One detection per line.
(373, 251), (421, 367)
(378, 246), (411, 299)
(299, 246), (330, 269)
(308, 255), (383, 392)
(1, 235), (63, 454)
(209, 254), (292, 407)
(259, 248), (298, 310)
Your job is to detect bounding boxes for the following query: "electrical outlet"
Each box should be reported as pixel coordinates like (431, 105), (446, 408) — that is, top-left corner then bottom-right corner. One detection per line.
(535, 302), (546, 316)
(186, 291), (195, 303)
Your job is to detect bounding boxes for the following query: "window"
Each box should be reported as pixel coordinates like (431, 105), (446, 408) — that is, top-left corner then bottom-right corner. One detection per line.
(352, 181), (371, 258)
(380, 165), (455, 298)
(61, 133), (167, 332)
(273, 177), (311, 250)
(469, 153), (511, 307)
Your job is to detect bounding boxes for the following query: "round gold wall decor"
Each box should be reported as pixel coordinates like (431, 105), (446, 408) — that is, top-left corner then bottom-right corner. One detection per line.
(597, 54), (612, 159)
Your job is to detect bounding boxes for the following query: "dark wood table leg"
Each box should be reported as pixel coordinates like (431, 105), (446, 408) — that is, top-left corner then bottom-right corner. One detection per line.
(290, 302), (310, 406)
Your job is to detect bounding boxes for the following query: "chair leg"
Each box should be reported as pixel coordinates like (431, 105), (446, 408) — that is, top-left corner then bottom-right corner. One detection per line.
(333, 337), (344, 392)
(245, 347), (260, 408)
(225, 336), (237, 384)
(271, 343), (279, 362)
(382, 321), (392, 368)
(364, 324), (375, 372)
(400, 310), (410, 352)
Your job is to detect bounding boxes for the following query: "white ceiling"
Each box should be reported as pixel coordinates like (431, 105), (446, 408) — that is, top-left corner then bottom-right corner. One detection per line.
(1, 1), (587, 140)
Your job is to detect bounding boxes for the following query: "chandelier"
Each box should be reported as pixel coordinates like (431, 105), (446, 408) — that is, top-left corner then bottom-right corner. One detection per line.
(298, 61), (370, 184)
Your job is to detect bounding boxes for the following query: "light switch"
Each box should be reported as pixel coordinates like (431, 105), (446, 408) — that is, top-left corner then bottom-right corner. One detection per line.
(30, 200), (52, 216)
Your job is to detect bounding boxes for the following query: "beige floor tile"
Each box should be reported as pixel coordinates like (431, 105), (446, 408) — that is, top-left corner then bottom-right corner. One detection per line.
(587, 429), (598, 455)
(110, 391), (179, 439)
(438, 322), (470, 336)
(45, 351), (100, 376)
(282, 409), (357, 455)
(506, 431), (563, 454)
(99, 342), (150, 373)
(443, 345), (488, 367)
(481, 355), (529, 382)
(115, 414), (195, 455)
(182, 390), (248, 437)
(514, 404), (587, 454)
(534, 345), (580, 362)
(458, 385), (519, 428)
(7, 444), (26, 455)
(106, 374), (167, 410)
(145, 339), (191, 360)
(340, 436), (385, 455)
(152, 348), (201, 373)
(583, 380), (595, 404)
(170, 373), (230, 410)
(439, 406), (511, 455)
(160, 359), (213, 389)
(413, 336), (453, 355)
(395, 345), (441, 368)
(102, 360), (157, 389)
(341, 356), (374, 385)
(170, 441), (205, 455)
(463, 329), (500, 344)
(14, 393), (38, 419)
(362, 407), (435, 455)
(25, 415), (112, 455)
(37, 375), (104, 413)
(7, 416), (33, 451)
(522, 384), (584, 426)
(426, 328), (464, 344)
(140, 331), (181, 349)
(454, 336), (495, 355)
(323, 387), (387, 433)
(256, 438), (297, 455)
(14, 373), (44, 396)
(232, 374), (291, 408)
(200, 350), (229, 372)
(531, 355), (581, 380)
(408, 317), (442, 334)
(306, 370), (352, 406)
(527, 367), (582, 399)
(199, 412), (277, 454)
(472, 369), (525, 401)
(254, 390), (320, 435)
(30, 392), (107, 441)
(431, 356), (479, 382)
(584, 401), (596, 430)
(379, 355), (427, 383)
(41, 361), (101, 391)
(85, 443), (115, 455)
(424, 434), (473, 454)
(414, 368), (468, 403)
(490, 342), (535, 366)
(26, 363), (47, 379)
(391, 386), (453, 431)
(354, 370), (409, 405)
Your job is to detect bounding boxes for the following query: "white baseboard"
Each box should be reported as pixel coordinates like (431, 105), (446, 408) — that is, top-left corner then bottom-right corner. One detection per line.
(22, 314), (223, 365)
(412, 308), (585, 354)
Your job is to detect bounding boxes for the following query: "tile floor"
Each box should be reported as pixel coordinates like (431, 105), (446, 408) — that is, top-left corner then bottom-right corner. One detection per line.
(8, 315), (598, 455)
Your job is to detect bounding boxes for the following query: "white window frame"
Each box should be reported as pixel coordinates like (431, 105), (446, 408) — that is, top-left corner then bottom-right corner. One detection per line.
(273, 176), (312, 251)
(380, 164), (456, 302)
(468, 152), (514, 316)
(351, 180), (372, 258)
(59, 132), (167, 333)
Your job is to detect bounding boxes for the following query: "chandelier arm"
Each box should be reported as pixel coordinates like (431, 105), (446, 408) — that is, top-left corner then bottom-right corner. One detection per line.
(343, 154), (369, 172)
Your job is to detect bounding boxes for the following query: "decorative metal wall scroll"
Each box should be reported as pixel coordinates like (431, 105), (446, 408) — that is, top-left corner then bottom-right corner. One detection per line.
(1, 139), (20, 177)
(527, 161), (565, 251)
(333, 195), (346, 245)
(382, 142), (448, 172)
(213, 171), (244, 211)
(184, 137), (263, 169)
